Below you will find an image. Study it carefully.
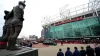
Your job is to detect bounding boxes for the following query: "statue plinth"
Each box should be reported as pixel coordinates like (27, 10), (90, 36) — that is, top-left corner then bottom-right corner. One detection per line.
(0, 47), (38, 56)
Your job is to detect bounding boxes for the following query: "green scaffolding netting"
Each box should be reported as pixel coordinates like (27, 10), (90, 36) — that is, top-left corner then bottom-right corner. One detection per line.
(47, 17), (100, 39)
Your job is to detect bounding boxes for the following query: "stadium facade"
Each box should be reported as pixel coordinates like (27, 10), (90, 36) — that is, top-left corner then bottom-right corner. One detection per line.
(42, 1), (100, 39)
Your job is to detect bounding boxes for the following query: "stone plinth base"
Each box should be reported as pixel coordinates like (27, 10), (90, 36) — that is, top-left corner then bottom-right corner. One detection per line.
(0, 46), (38, 56)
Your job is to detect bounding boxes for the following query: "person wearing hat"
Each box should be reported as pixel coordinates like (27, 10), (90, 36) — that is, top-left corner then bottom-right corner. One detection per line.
(6, 1), (26, 50)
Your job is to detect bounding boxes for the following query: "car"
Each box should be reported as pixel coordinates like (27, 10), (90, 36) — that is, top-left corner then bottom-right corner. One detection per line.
(43, 40), (57, 45)
(32, 41), (38, 44)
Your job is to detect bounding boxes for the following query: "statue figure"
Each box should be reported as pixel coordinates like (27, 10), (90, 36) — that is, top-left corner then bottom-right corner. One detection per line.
(2, 10), (14, 42)
(6, 1), (26, 50)
(0, 1), (26, 50)
(0, 10), (11, 49)
(1, 10), (10, 41)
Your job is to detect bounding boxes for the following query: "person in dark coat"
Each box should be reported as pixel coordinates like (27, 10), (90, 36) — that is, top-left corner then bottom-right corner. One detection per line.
(80, 47), (86, 56)
(86, 45), (94, 56)
(57, 48), (64, 56)
(65, 47), (72, 56)
(72, 47), (81, 56)
(95, 45), (100, 56)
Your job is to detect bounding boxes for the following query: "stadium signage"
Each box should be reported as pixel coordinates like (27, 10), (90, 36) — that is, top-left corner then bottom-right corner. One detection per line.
(55, 17), (83, 26)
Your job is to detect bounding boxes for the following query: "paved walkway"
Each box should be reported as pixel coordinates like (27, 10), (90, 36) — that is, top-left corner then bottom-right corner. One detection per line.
(32, 43), (49, 48)
(38, 44), (87, 56)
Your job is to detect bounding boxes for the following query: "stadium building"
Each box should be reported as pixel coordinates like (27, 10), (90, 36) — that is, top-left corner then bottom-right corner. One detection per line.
(41, 0), (100, 40)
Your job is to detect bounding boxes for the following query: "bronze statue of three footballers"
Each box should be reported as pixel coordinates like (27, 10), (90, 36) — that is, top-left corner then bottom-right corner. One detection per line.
(0, 1), (26, 50)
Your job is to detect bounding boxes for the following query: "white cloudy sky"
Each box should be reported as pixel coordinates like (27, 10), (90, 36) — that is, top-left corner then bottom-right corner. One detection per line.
(0, 0), (89, 38)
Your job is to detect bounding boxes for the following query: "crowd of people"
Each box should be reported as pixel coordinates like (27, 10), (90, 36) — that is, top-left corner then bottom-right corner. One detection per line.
(55, 39), (100, 44)
(57, 44), (100, 56)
